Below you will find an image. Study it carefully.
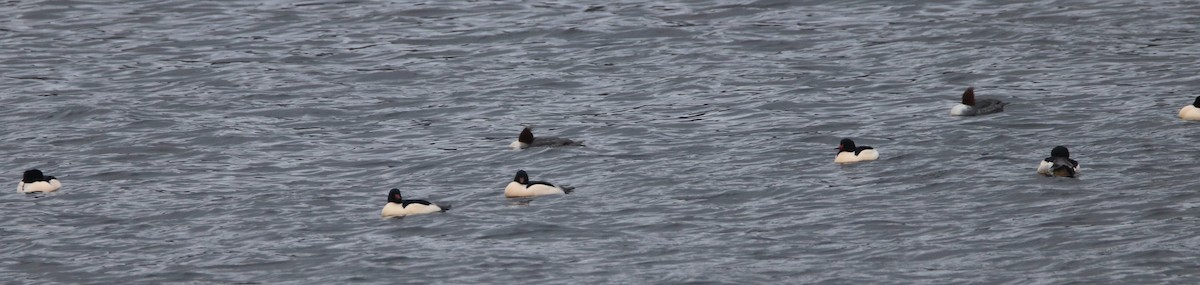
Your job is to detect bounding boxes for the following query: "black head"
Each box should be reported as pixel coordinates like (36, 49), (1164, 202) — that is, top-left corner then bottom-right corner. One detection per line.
(1192, 96), (1200, 108)
(387, 188), (404, 203)
(836, 138), (856, 152)
(961, 87), (976, 106)
(1051, 146), (1070, 158)
(518, 127), (534, 144)
(22, 169), (44, 183)
(513, 170), (529, 184)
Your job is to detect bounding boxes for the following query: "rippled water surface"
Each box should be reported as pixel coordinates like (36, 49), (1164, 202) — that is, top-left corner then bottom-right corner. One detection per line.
(4, 0), (1200, 283)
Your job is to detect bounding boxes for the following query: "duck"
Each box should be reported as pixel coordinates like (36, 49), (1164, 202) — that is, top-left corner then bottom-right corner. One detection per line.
(504, 170), (572, 198)
(1036, 146), (1080, 177)
(835, 138), (879, 163)
(1179, 96), (1200, 121)
(509, 127), (584, 149)
(18, 169), (61, 193)
(380, 188), (450, 218)
(950, 87), (1006, 116)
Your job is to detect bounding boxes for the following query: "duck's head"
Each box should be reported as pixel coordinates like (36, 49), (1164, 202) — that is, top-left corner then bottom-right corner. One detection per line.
(836, 138), (856, 152)
(22, 169), (44, 183)
(518, 127), (534, 144)
(513, 170), (529, 184)
(1051, 146), (1070, 158)
(961, 87), (976, 106)
(1192, 95), (1200, 108)
(387, 188), (404, 204)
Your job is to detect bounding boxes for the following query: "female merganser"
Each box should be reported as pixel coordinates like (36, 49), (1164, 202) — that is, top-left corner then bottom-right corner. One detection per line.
(1036, 146), (1080, 177)
(18, 169), (61, 193)
(834, 138), (879, 163)
(950, 87), (1006, 116)
(1179, 96), (1200, 121)
(509, 127), (583, 149)
(504, 170), (572, 198)
(380, 189), (450, 218)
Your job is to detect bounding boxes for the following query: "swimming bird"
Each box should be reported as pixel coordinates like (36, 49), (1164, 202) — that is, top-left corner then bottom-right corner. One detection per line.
(504, 170), (572, 198)
(835, 138), (879, 163)
(1036, 146), (1080, 177)
(1179, 96), (1200, 121)
(18, 169), (61, 193)
(950, 87), (1006, 116)
(509, 127), (583, 149)
(380, 189), (450, 218)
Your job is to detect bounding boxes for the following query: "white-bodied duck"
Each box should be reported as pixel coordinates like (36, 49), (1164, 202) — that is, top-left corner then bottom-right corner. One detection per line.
(18, 169), (61, 193)
(381, 188), (450, 218)
(1179, 96), (1200, 121)
(504, 170), (572, 198)
(835, 138), (879, 163)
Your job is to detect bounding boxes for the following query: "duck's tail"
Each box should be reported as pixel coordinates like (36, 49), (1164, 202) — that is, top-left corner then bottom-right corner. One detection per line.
(561, 185), (576, 194)
(440, 204), (452, 212)
(1050, 164), (1076, 177)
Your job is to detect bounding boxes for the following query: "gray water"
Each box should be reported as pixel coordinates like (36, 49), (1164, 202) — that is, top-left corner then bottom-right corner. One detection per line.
(3, 0), (1200, 284)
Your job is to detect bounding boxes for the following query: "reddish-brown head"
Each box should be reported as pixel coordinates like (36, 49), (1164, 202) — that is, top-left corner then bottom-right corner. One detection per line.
(961, 87), (976, 106)
(836, 138), (855, 152)
(518, 127), (534, 144)
(387, 188), (404, 203)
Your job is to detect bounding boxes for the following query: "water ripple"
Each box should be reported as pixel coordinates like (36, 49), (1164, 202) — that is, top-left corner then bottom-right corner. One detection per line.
(2, 0), (1200, 283)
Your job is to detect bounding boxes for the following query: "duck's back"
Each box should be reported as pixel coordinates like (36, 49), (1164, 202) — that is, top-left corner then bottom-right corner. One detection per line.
(855, 148), (879, 161)
(531, 137), (583, 147)
(1037, 157), (1078, 177)
(528, 183), (564, 195)
(973, 98), (1006, 115)
(404, 203), (444, 215)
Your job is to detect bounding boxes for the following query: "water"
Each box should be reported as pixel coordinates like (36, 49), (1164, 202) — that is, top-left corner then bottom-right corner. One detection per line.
(3, 0), (1200, 283)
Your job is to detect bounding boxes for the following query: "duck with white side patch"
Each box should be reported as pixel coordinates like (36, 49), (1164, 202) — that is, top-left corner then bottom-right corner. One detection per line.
(1036, 146), (1080, 178)
(18, 169), (61, 193)
(509, 127), (584, 150)
(1179, 96), (1200, 121)
(380, 188), (450, 218)
(950, 87), (1006, 116)
(504, 170), (572, 198)
(835, 138), (879, 164)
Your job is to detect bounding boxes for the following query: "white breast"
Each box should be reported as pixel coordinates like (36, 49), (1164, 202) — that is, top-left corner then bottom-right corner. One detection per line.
(950, 104), (974, 116)
(1180, 105), (1200, 121)
(835, 152), (859, 163)
(381, 202), (443, 217)
(17, 179), (61, 193)
(509, 141), (529, 150)
(504, 181), (565, 198)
